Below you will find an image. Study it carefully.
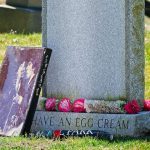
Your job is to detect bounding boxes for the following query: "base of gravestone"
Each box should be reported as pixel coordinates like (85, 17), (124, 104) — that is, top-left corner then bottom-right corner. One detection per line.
(31, 111), (150, 137)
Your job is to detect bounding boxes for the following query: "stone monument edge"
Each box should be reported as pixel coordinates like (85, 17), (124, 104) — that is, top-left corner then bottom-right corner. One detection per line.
(125, 0), (145, 105)
(42, 0), (48, 97)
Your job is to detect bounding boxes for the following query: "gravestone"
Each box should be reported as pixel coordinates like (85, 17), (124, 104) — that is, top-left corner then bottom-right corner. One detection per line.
(43, 0), (144, 104)
(0, 0), (41, 33)
(146, 0), (150, 17)
(31, 0), (149, 136)
(0, 47), (51, 136)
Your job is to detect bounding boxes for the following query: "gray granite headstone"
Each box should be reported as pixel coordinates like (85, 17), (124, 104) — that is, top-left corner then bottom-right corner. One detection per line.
(34, 0), (148, 137)
(42, 0), (145, 105)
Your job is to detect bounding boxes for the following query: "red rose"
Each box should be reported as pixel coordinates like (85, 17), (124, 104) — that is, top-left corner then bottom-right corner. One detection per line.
(144, 100), (150, 111)
(45, 98), (56, 111)
(73, 98), (86, 113)
(53, 130), (61, 138)
(58, 98), (72, 112)
(124, 99), (141, 114)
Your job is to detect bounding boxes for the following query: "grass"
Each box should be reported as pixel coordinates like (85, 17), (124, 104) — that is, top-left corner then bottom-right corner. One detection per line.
(0, 33), (41, 63)
(0, 136), (149, 150)
(145, 31), (150, 99)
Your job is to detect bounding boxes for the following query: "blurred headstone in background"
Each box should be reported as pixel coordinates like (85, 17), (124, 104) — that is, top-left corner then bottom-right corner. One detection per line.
(0, 0), (5, 4)
(145, 0), (150, 17)
(0, 0), (41, 33)
(6, 0), (41, 9)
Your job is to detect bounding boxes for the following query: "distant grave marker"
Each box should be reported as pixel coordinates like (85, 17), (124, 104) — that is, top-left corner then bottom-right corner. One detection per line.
(0, 0), (41, 33)
(6, 0), (41, 9)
